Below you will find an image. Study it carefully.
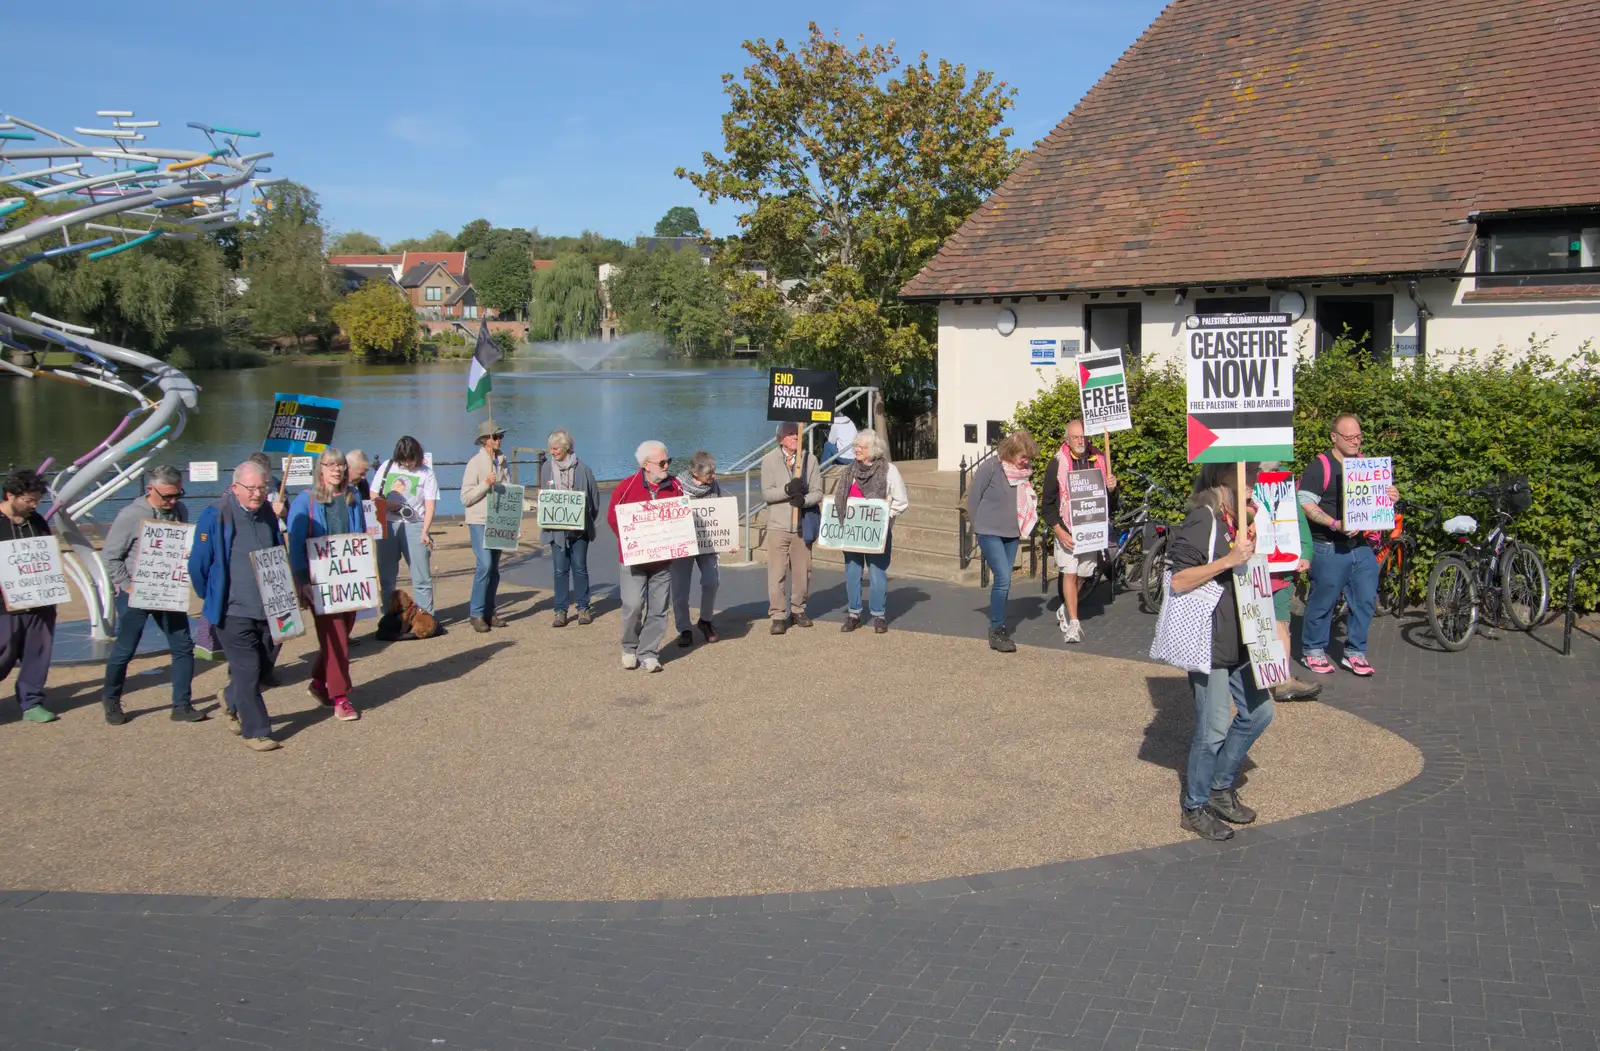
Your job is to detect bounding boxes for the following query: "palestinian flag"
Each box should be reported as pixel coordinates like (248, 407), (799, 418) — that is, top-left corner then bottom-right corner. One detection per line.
(466, 323), (501, 412)
(1078, 353), (1124, 390)
(1186, 410), (1295, 463)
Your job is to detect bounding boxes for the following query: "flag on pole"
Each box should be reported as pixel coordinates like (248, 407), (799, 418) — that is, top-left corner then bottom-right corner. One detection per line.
(466, 323), (501, 412)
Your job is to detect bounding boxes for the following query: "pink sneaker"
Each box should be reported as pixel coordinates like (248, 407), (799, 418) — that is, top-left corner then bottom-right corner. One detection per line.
(1341, 655), (1375, 677)
(333, 697), (360, 721)
(1303, 655), (1336, 675)
(307, 681), (333, 706)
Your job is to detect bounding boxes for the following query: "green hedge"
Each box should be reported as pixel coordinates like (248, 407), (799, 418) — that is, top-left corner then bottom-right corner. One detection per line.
(1008, 340), (1600, 608)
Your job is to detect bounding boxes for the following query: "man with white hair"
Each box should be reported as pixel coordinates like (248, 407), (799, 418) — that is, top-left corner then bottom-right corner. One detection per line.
(605, 440), (684, 672)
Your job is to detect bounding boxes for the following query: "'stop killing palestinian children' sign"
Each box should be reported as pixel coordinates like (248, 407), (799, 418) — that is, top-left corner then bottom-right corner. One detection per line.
(766, 368), (837, 424)
(1183, 313), (1295, 463)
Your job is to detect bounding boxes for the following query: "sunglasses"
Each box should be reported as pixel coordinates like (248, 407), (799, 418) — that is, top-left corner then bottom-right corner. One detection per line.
(151, 488), (185, 500)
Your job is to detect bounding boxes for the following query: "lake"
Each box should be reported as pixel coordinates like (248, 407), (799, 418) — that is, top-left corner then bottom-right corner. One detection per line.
(2, 357), (772, 517)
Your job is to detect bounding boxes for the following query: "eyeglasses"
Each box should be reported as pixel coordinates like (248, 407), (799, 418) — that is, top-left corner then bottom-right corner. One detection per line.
(323, 463), (348, 472)
(1334, 432), (1364, 443)
(234, 484), (269, 496)
(648, 458), (671, 468)
(151, 488), (184, 501)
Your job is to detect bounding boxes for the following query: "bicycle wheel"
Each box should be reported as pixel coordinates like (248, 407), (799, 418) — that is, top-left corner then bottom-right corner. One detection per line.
(1375, 543), (1407, 618)
(1140, 535), (1167, 614)
(1115, 527), (1145, 595)
(1500, 542), (1550, 631)
(1426, 555), (1478, 651)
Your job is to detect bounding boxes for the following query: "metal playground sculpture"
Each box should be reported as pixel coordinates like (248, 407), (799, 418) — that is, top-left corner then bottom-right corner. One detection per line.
(0, 111), (279, 641)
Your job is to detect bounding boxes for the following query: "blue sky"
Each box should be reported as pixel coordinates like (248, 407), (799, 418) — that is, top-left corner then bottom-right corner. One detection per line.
(6, 0), (1167, 245)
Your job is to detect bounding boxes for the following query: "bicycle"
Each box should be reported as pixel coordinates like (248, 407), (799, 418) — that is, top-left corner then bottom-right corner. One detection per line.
(1101, 472), (1177, 614)
(1424, 478), (1550, 651)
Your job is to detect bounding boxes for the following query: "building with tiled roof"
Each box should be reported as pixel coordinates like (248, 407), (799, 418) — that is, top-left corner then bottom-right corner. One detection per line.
(907, 0), (1600, 469)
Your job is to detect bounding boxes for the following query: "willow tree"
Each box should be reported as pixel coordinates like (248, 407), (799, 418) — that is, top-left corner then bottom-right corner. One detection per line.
(527, 254), (601, 341)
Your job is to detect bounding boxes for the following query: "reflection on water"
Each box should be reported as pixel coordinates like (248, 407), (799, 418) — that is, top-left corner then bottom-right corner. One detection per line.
(3, 359), (769, 516)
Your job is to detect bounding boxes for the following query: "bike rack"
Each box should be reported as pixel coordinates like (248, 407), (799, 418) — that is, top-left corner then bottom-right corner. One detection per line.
(1562, 551), (1600, 656)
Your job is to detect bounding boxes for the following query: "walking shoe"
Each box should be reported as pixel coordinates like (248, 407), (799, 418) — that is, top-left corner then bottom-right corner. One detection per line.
(1271, 677), (1323, 701)
(1062, 619), (1084, 644)
(1181, 806), (1234, 841)
(170, 705), (206, 723)
(307, 681), (333, 706)
(21, 706), (56, 723)
(1207, 788), (1257, 824)
(1302, 654), (1336, 675)
(333, 698), (359, 722)
(576, 608), (593, 625)
(791, 612), (813, 628)
(697, 619), (718, 643)
(225, 711), (242, 736)
(470, 616), (491, 634)
(641, 657), (663, 673)
(489, 615), (509, 628)
(1055, 605), (1070, 634)
(621, 652), (640, 670)
(872, 617), (888, 634)
(771, 618), (789, 635)
(988, 627), (1017, 653)
(841, 614), (861, 633)
(552, 610), (568, 628)
(1341, 654), (1375, 677)
(245, 736), (281, 752)
(676, 629), (694, 648)
(102, 699), (127, 726)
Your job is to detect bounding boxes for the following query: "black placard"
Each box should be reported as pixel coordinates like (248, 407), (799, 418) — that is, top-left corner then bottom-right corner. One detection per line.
(766, 368), (838, 424)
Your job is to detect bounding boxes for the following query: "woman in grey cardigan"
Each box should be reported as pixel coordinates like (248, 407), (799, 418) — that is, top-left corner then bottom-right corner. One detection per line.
(964, 431), (1039, 652)
(540, 429), (601, 626)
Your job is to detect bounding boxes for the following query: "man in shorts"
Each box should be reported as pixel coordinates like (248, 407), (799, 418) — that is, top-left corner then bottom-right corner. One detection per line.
(1039, 418), (1116, 643)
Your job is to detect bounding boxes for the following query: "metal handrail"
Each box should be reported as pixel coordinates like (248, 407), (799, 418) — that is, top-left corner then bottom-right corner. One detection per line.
(1563, 552), (1600, 656)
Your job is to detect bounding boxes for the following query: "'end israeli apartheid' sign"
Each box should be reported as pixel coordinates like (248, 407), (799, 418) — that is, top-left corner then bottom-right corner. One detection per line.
(0, 535), (70, 611)
(1077, 350), (1132, 434)
(306, 533), (379, 615)
(128, 520), (195, 613)
(1066, 469), (1110, 555)
(817, 497), (890, 554)
(767, 368), (837, 424)
(262, 392), (341, 456)
(1183, 313), (1294, 463)
(536, 489), (587, 531)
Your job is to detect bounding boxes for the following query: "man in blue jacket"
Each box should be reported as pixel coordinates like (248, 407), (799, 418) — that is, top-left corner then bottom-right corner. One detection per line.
(187, 461), (284, 752)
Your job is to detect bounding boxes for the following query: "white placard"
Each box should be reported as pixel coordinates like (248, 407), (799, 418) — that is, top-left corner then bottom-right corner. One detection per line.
(282, 456), (315, 488)
(617, 497), (699, 566)
(128, 520), (195, 613)
(361, 500), (385, 540)
(1252, 470), (1301, 574)
(687, 496), (742, 555)
(1066, 469), (1110, 555)
(250, 545), (307, 643)
(817, 497), (890, 554)
(1077, 350), (1133, 434)
(306, 532), (379, 614)
(483, 483), (525, 551)
(0, 535), (70, 611)
(188, 461), (218, 483)
(1342, 456), (1395, 532)
(1183, 312), (1295, 463)
(536, 489), (587, 531)
(1234, 555), (1290, 690)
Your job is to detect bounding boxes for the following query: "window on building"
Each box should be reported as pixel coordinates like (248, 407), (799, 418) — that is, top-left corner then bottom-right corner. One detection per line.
(1084, 304), (1142, 365)
(1477, 216), (1600, 286)
(464, 305), (478, 320)
(426, 286), (443, 302)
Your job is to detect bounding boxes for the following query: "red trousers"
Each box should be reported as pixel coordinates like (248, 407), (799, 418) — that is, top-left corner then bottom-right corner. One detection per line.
(311, 612), (356, 699)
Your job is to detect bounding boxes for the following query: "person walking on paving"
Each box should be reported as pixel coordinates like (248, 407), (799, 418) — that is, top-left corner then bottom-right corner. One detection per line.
(541, 428), (600, 628)
(965, 431), (1039, 653)
(1039, 418), (1117, 644)
(288, 449), (368, 723)
(373, 436), (438, 625)
(461, 419), (510, 633)
(188, 461), (284, 751)
(0, 469), (60, 724)
(608, 440), (683, 672)
(671, 450), (725, 647)
(760, 422), (822, 635)
(99, 464), (203, 725)
(834, 431), (909, 635)
(1297, 413), (1400, 678)
(1162, 462), (1271, 842)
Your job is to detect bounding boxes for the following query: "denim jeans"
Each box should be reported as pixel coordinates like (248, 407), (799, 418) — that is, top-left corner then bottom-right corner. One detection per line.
(377, 520), (434, 613)
(103, 591), (194, 708)
(670, 551), (719, 631)
(551, 536), (592, 614)
(468, 524), (501, 619)
(1301, 541), (1378, 658)
(844, 533), (893, 618)
(1184, 663), (1275, 811)
(976, 534), (1019, 630)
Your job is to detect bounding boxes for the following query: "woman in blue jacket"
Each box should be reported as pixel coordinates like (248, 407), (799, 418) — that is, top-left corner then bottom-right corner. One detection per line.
(287, 448), (367, 722)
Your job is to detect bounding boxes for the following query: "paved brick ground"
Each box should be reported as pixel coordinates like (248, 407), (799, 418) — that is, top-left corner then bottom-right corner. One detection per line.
(3, 554), (1597, 1050)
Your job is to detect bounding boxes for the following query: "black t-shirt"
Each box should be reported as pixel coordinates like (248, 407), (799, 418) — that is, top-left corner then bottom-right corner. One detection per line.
(1168, 505), (1242, 668)
(1297, 452), (1348, 545)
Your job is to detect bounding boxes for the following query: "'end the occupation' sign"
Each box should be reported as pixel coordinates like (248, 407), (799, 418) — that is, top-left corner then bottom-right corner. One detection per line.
(767, 368), (838, 424)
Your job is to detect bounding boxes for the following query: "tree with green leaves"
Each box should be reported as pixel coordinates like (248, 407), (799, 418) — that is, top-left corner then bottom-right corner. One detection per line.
(332, 281), (421, 360)
(389, 229), (456, 252)
(527, 254), (601, 342)
(474, 241), (534, 316)
(453, 218), (493, 255)
(653, 206), (702, 238)
(328, 230), (385, 254)
(606, 246), (728, 357)
(239, 182), (336, 347)
(680, 24), (1022, 397)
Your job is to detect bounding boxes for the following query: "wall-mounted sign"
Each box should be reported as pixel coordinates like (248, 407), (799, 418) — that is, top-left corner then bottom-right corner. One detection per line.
(1029, 339), (1058, 365)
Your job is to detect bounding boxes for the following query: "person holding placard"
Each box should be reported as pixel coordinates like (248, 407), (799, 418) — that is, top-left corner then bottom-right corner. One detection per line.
(607, 440), (685, 672)
(760, 422), (823, 635)
(1297, 413), (1401, 679)
(372, 436), (439, 625)
(1039, 419), (1118, 644)
(834, 432), (909, 635)
(671, 450), (727, 647)
(99, 464), (202, 725)
(965, 431), (1040, 653)
(0, 469), (60, 723)
(540, 428), (600, 628)
(188, 461), (284, 751)
(461, 419), (509, 633)
(288, 449), (368, 722)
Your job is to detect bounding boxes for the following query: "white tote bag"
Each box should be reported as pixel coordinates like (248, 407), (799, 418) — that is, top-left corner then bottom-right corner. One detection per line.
(1148, 512), (1224, 673)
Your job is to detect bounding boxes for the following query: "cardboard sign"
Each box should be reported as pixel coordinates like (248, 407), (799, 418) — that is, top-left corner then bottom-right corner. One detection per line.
(483, 483), (525, 551)
(188, 461), (218, 483)
(766, 367), (837, 424)
(688, 496), (741, 555)
(537, 488), (587, 531)
(249, 544), (306, 643)
(282, 456), (315, 488)
(617, 497), (699, 566)
(1234, 555), (1291, 690)
(262, 392), (341, 455)
(1183, 313), (1295, 463)
(306, 533), (379, 614)
(1252, 470), (1301, 574)
(1066, 469), (1110, 554)
(361, 500), (385, 540)
(1077, 350), (1132, 434)
(817, 497), (890, 554)
(128, 520), (195, 613)
(1343, 456), (1395, 531)
(0, 535), (69, 611)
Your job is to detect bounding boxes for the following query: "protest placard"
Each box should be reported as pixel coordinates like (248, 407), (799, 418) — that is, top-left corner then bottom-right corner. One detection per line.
(536, 488), (587, 531)
(688, 496), (741, 554)
(1077, 350), (1132, 434)
(128, 520), (195, 613)
(483, 484), (525, 551)
(617, 497), (699, 566)
(0, 535), (70, 611)
(1234, 555), (1291, 689)
(282, 456), (315, 488)
(1252, 470), (1302, 574)
(361, 500), (385, 540)
(249, 544), (306, 643)
(306, 533), (379, 615)
(817, 497), (890, 553)
(262, 392), (341, 455)
(188, 461), (218, 483)
(1183, 313), (1295, 463)
(766, 367), (837, 424)
(1343, 456), (1395, 531)
(1066, 469), (1110, 555)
